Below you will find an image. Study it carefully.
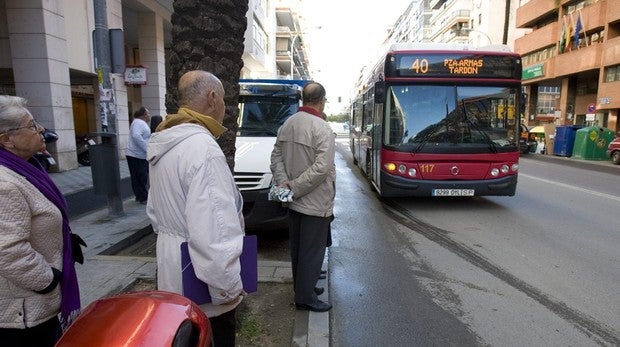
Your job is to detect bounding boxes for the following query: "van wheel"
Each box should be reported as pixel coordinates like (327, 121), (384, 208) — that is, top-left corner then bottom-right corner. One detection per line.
(612, 151), (620, 165)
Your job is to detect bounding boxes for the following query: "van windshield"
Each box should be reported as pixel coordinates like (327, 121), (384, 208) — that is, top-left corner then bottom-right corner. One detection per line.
(237, 96), (299, 137)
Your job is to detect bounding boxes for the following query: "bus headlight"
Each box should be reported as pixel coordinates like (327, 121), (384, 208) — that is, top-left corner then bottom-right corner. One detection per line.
(398, 164), (406, 174)
(511, 163), (519, 172)
(501, 164), (509, 173)
(408, 168), (417, 177)
(490, 168), (499, 177)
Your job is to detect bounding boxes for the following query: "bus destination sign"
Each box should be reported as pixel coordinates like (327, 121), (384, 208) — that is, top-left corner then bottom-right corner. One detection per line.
(388, 53), (521, 79)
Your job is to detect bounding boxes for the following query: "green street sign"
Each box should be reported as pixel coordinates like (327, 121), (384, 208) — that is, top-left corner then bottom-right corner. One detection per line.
(523, 63), (544, 80)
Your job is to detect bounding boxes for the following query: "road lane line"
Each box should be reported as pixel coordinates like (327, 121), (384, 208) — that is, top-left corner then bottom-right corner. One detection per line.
(520, 173), (620, 202)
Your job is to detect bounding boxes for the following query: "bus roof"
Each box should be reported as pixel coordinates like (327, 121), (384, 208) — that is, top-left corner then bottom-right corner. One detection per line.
(388, 42), (513, 53)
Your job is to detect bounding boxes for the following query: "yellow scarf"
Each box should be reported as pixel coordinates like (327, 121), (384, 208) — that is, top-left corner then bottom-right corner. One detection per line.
(155, 107), (227, 138)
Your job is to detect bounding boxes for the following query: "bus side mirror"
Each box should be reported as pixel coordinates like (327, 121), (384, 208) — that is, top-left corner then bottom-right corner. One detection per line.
(374, 82), (386, 104)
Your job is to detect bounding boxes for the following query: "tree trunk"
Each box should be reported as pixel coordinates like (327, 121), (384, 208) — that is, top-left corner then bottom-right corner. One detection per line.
(166, 0), (249, 172)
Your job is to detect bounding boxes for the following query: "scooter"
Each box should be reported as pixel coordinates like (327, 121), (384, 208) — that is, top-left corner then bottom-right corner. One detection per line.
(34, 128), (58, 172)
(76, 135), (95, 166)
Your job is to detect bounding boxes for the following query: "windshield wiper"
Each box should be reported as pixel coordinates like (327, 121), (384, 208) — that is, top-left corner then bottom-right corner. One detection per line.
(461, 101), (497, 153)
(411, 126), (439, 153)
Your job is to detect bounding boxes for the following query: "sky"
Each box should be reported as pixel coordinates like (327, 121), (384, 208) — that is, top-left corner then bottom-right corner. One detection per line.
(299, 0), (413, 115)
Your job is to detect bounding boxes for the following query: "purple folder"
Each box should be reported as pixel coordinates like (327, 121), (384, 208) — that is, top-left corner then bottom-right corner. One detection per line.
(180, 235), (258, 305)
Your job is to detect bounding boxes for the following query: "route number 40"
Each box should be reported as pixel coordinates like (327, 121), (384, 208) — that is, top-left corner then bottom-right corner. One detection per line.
(411, 58), (429, 74)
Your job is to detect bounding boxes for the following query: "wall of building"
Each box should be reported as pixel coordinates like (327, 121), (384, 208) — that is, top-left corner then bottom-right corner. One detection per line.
(64, 0), (94, 73)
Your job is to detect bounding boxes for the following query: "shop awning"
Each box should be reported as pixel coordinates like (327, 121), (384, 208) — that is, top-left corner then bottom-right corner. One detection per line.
(529, 126), (545, 133)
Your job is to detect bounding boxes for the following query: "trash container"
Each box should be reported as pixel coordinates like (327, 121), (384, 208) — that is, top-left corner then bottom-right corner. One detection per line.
(553, 125), (583, 157)
(88, 132), (122, 195)
(572, 126), (616, 160)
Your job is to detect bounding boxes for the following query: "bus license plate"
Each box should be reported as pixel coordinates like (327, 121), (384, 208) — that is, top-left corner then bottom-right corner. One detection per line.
(432, 189), (475, 196)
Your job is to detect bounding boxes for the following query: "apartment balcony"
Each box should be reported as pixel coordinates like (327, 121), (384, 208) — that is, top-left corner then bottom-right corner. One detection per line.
(275, 7), (295, 31)
(578, 1), (606, 31)
(429, 10), (470, 41)
(514, 22), (558, 55)
(275, 48), (292, 75)
(516, 0), (558, 28)
(601, 36), (620, 66)
(554, 43), (602, 77)
(609, 0), (620, 23)
(276, 26), (293, 38)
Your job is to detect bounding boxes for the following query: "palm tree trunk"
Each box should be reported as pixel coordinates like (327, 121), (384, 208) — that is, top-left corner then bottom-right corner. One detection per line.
(166, 0), (249, 172)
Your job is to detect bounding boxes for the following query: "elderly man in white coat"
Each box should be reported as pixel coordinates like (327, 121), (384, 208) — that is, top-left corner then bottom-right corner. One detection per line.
(146, 71), (245, 347)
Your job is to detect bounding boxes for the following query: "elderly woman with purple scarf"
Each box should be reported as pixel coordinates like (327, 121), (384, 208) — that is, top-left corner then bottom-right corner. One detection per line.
(0, 95), (83, 346)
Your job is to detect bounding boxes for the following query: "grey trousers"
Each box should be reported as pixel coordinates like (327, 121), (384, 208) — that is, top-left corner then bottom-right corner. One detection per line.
(288, 210), (330, 304)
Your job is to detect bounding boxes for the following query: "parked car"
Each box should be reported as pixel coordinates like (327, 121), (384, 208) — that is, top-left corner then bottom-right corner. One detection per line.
(56, 291), (212, 347)
(606, 132), (620, 165)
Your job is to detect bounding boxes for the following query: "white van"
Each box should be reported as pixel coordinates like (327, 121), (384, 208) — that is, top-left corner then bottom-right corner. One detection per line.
(234, 79), (309, 231)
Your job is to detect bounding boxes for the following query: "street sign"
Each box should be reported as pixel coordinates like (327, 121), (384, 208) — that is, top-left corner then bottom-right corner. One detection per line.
(587, 103), (596, 113)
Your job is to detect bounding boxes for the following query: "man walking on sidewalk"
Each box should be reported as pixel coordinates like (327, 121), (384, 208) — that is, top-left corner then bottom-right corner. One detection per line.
(126, 107), (151, 204)
(270, 82), (336, 312)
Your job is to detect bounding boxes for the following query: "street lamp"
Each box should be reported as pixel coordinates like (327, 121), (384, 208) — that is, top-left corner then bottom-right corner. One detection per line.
(453, 26), (492, 46)
(467, 29), (492, 46)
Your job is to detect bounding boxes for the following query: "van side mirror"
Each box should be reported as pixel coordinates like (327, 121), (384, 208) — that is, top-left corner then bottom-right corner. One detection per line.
(374, 81), (386, 104)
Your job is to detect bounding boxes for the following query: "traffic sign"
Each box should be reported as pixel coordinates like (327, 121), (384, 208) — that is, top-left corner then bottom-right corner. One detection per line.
(587, 103), (596, 113)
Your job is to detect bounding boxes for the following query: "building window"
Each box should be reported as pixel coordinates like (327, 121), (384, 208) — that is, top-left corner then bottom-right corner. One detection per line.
(522, 46), (556, 66)
(252, 18), (267, 53)
(537, 86), (560, 114)
(604, 65), (620, 82)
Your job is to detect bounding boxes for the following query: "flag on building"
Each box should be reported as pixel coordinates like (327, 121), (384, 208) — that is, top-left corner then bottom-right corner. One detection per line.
(574, 11), (583, 47)
(565, 14), (574, 51)
(559, 16), (567, 53)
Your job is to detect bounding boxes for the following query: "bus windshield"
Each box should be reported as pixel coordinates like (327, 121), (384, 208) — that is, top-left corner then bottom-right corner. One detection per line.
(385, 85), (519, 153)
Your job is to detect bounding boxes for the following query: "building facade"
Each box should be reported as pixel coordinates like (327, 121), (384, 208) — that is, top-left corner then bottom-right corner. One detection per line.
(515, 0), (619, 132)
(0, 0), (310, 172)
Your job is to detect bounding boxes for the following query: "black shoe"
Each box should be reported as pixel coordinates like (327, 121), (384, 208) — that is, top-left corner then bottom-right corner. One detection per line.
(318, 274), (326, 280)
(295, 300), (332, 312)
(320, 270), (326, 274)
(314, 287), (324, 295)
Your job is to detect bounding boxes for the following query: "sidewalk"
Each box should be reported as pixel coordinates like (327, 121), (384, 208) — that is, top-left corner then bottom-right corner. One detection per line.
(49, 160), (329, 346)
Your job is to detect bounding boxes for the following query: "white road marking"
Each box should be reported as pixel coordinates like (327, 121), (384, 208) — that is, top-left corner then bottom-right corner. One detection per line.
(520, 173), (620, 202)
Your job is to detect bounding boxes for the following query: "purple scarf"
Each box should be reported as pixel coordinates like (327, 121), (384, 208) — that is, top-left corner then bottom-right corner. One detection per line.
(0, 148), (80, 330)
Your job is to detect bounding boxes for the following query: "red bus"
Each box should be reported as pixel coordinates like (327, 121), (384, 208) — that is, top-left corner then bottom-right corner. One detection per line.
(350, 43), (523, 197)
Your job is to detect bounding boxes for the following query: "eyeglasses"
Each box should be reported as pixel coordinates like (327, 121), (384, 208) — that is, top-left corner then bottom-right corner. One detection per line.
(2, 119), (42, 134)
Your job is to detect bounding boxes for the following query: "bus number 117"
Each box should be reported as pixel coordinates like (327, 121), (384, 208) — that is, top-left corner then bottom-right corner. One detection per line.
(411, 58), (429, 74)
